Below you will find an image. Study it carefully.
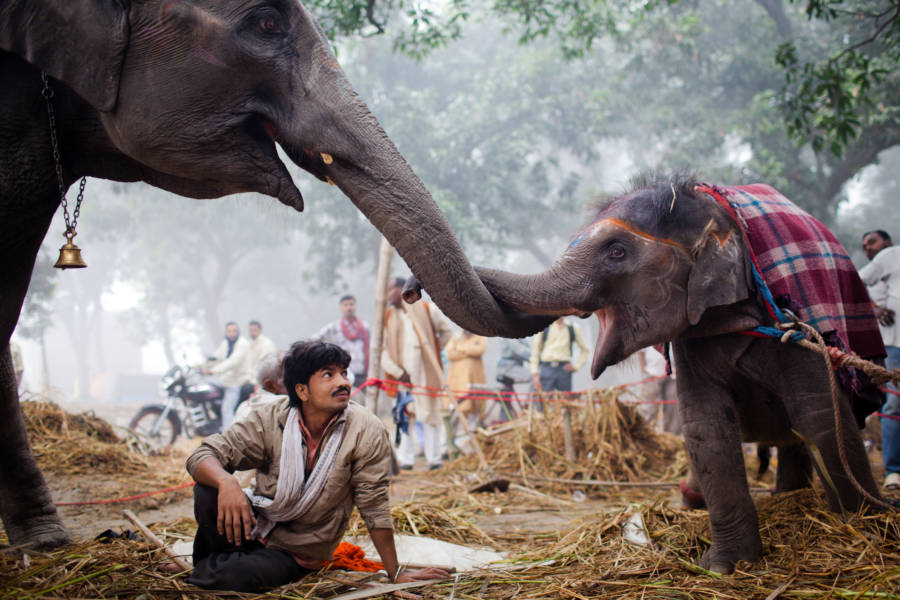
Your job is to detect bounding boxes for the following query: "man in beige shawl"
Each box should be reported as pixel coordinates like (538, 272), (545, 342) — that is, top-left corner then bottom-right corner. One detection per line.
(382, 276), (453, 470)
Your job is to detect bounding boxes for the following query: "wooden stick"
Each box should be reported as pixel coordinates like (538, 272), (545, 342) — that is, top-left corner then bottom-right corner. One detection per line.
(561, 406), (576, 463)
(365, 236), (393, 414)
(503, 474), (772, 491)
(329, 578), (445, 600)
(123, 510), (192, 573)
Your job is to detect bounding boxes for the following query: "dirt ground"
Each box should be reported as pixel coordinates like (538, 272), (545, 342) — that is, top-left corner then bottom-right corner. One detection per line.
(49, 450), (648, 544)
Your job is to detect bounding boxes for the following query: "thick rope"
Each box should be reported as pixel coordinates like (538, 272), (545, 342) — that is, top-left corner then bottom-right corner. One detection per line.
(775, 320), (898, 512)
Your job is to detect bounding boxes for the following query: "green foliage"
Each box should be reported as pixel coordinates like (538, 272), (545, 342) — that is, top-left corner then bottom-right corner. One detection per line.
(775, 0), (899, 157)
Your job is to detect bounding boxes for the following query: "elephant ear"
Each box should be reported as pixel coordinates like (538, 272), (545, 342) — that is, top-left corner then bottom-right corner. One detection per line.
(0, 0), (129, 112)
(685, 218), (751, 325)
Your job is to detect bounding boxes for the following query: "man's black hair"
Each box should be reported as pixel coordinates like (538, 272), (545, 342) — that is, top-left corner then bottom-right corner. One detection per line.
(225, 321), (238, 328)
(339, 294), (355, 303)
(248, 320), (262, 328)
(391, 276), (406, 288)
(863, 230), (892, 243)
(284, 341), (351, 407)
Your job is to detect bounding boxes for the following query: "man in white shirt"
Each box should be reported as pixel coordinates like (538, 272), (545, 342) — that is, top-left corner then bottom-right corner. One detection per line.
(246, 320), (278, 384)
(859, 230), (900, 490)
(206, 322), (252, 430)
(311, 295), (370, 386)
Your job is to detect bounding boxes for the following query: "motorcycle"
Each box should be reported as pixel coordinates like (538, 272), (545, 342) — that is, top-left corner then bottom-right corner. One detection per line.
(128, 364), (254, 451)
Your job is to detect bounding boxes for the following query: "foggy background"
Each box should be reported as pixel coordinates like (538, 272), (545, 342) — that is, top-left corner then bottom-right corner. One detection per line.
(13, 0), (900, 416)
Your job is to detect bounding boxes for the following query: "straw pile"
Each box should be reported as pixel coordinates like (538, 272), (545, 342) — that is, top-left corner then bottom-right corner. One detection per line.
(19, 400), (192, 511)
(21, 400), (153, 476)
(457, 389), (688, 486)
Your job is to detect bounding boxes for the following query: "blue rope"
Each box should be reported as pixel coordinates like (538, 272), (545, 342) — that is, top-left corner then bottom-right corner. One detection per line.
(723, 196), (806, 343)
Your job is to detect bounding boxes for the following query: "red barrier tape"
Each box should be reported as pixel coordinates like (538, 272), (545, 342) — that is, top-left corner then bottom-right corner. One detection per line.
(55, 482), (196, 506)
(350, 374), (674, 404)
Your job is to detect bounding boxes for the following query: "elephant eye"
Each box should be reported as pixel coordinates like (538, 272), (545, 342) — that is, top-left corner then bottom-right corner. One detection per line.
(259, 16), (281, 33)
(607, 243), (626, 260)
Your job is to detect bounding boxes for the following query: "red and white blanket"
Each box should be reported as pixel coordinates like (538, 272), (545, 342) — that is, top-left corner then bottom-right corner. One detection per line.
(698, 183), (885, 361)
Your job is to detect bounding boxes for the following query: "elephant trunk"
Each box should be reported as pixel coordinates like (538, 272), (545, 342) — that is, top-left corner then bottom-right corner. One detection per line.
(281, 77), (553, 338)
(336, 148), (555, 338)
(474, 261), (590, 316)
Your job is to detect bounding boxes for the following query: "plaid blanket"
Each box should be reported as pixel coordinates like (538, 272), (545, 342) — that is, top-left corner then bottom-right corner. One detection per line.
(698, 183), (885, 360)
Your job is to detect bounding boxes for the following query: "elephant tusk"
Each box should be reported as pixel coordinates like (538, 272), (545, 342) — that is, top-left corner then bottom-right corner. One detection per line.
(321, 153), (334, 165)
(326, 176), (335, 186)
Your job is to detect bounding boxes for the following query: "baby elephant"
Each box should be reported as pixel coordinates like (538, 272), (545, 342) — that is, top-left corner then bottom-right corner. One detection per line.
(473, 174), (886, 573)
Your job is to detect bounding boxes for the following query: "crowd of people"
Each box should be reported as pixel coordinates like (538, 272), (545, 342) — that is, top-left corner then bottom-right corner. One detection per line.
(210, 277), (600, 469)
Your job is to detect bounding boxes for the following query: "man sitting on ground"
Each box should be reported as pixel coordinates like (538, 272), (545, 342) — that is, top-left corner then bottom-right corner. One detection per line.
(185, 341), (448, 592)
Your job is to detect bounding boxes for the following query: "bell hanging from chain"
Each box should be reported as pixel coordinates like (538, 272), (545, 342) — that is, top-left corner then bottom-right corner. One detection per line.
(54, 230), (87, 269)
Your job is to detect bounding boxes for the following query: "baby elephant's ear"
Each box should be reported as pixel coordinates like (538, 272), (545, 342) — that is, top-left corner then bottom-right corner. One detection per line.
(685, 220), (750, 325)
(0, 0), (129, 112)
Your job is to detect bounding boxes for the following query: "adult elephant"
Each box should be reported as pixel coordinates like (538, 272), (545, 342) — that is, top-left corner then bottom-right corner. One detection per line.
(0, 0), (552, 549)
(466, 174), (888, 573)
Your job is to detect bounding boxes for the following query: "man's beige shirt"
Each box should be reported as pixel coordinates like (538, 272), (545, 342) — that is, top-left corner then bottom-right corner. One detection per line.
(529, 319), (591, 374)
(186, 399), (393, 561)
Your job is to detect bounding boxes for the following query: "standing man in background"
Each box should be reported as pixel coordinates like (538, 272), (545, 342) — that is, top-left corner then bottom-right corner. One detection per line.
(312, 295), (370, 386)
(246, 321), (277, 385)
(446, 330), (488, 450)
(207, 322), (251, 430)
(382, 277), (453, 470)
(530, 317), (590, 396)
(859, 230), (900, 490)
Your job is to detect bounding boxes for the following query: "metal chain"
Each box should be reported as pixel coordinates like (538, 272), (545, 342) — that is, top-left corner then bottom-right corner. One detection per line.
(41, 71), (86, 238)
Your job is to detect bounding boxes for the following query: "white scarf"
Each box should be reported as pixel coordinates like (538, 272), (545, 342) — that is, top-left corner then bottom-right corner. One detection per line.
(244, 406), (347, 539)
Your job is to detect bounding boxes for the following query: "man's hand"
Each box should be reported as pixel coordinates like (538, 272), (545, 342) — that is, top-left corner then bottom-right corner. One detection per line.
(396, 567), (450, 582)
(875, 306), (896, 327)
(531, 373), (542, 392)
(562, 362), (576, 373)
(216, 477), (256, 545)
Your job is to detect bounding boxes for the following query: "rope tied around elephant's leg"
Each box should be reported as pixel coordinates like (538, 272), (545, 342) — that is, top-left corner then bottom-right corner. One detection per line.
(774, 319), (898, 511)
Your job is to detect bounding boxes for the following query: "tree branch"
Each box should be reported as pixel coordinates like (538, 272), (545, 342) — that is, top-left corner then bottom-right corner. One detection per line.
(367, 0), (385, 34)
(755, 0), (793, 40)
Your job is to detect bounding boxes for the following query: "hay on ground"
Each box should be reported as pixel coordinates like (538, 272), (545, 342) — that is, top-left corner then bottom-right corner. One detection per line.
(2, 489), (898, 599)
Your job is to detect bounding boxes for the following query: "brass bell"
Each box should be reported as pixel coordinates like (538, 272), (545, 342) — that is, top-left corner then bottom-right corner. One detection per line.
(54, 231), (87, 269)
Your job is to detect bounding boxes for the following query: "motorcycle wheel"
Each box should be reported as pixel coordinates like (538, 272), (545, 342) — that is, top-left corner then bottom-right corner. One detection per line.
(129, 407), (179, 451)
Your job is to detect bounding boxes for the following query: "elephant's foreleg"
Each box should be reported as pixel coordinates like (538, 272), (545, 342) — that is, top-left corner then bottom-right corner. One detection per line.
(0, 343), (71, 548)
(0, 190), (71, 548)
(674, 340), (762, 574)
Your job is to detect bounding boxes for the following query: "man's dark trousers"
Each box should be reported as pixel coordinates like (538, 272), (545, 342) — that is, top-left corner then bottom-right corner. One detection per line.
(539, 361), (572, 392)
(187, 484), (310, 592)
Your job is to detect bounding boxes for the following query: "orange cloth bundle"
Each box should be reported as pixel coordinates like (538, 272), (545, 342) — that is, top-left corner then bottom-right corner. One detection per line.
(326, 541), (384, 572)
